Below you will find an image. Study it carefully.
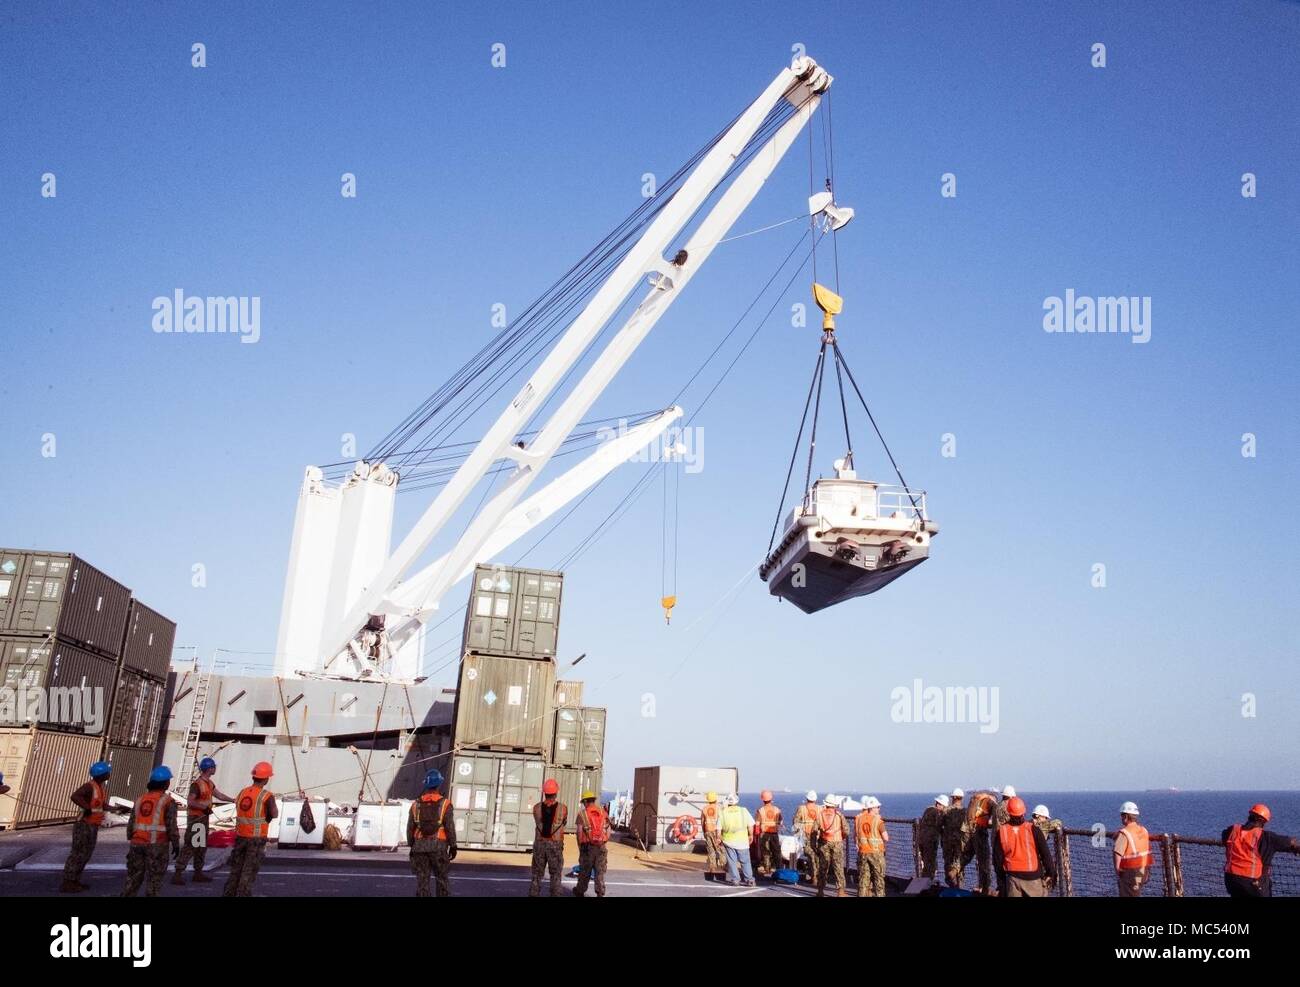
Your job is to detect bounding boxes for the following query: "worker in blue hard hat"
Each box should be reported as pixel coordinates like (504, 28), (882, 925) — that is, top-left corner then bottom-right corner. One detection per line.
(174, 755), (235, 886)
(407, 767), (457, 896)
(60, 760), (112, 893)
(122, 765), (180, 897)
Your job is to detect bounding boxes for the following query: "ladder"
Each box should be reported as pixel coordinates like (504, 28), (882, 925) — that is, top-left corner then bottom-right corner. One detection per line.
(180, 653), (216, 779)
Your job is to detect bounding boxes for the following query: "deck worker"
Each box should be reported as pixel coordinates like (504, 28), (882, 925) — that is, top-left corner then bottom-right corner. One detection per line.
(700, 791), (726, 881)
(793, 790), (821, 886)
(917, 795), (948, 879)
(60, 760), (112, 893)
(1113, 801), (1152, 897)
(1222, 803), (1299, 898)
(942, 788), (968, 888)
(408, 769), (456, 897)
(992, 797), (1055, 897)
(574, 790), (610, 897)
(173, 756), (234, 885)
(222, 761), (277, 898)
(720, 793), (757, 887)
(122, 766), (180, 898)
(816, 796), (849, 897)
(963, 790), (998, 894)
(855, 796), (888, 897)
(529, 778), (568, 897)
(755, 790), (783, 878)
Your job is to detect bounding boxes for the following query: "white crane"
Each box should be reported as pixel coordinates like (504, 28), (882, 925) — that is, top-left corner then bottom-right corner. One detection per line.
(274, 57), (848, 682)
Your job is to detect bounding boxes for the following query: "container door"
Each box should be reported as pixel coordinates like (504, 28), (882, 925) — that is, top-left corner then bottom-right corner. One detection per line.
(0, 552), (25, 630)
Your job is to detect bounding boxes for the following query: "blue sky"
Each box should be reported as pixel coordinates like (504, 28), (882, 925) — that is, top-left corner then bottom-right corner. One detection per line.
(3, 2), (1297, 791)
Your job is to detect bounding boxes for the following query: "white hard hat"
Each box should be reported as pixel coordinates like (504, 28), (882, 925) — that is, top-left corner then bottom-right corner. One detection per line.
(823, 795), (835, 806)
(1033, 804), (1050, 818)
(1002, 785), (1017, 798)
(864, 796), (881, 810)
(1120, 801), (1140, 816)
(936, 795), (950, 807)
(951, 787), (964, 798)
(726, 793), (739, 806)
(805, 790), (818, 802)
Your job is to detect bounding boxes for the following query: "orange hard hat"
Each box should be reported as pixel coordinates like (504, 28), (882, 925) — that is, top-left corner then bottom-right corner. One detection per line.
(761, 789), (773, 802)
(1007, 796), (1026, 817)
(251, 761), (273, 780)
(542, 778), (559, 796)
(1250, 803), (1271, 822)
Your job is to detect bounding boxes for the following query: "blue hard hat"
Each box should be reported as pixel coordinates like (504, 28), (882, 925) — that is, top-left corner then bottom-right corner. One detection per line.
(89, 761), (111, 779)
(424, 769), (444, 789)
(198, 757), (217, 772)
(149, 765), (173, 784)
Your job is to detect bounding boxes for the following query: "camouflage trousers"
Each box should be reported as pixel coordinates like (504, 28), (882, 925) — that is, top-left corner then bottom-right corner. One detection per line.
(122, 844), (171, 897)
(176, 817), (208, 875)
(221, 837), (267, 897)
(757, 833), (781, 875)
(962, 828), (992, 891)
(801, 835), (822, 885)
(410, 844), (452, 897)
(942, 837), (966, 886)
(918, 837), (939, 879)
(703, 832), (726, 875)
(62, 820), (99, 884)
(857, 850), (886, 897)
(575, 842), (608, 897)
(528, 839), (564, 897)
(816, 841), (846, 896)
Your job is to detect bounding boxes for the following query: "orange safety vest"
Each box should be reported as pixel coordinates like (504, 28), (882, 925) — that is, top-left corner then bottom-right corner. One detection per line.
(757, 803), (781, 835)
(189, 777), (215, 818)
(1116, 822), (1152, 870)
(1224, 825), (1264, 879)
(973, 794), (995, 829)
(235, 785), (272, 839)
(999, 822), (1039, 872)
(533, 798), (567, 842)
(701, 803), (722, 834)
(129, 791), (172, 846)
(796, 803), (818, 836)
(85, 780), (107, 827)
(818, 806), (844, 843)
(578, 804), (609, 845)
(411, 792), (450, 841)
(856, 812), (885, 854)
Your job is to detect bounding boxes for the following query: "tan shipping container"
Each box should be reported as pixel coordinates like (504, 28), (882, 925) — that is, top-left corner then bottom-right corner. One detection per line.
(554, 680), (583, 708)
(0, 726), (103, 829)
(452, 652), (556, 753)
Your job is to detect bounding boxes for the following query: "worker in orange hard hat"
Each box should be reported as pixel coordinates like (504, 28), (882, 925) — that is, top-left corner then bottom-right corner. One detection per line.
(222, 761), (277, 898)
(755, 790), (783, 879)
(1222, 803), (1298, 898)
(992, 797), (1055, 897)
(528, 778), (567, 897)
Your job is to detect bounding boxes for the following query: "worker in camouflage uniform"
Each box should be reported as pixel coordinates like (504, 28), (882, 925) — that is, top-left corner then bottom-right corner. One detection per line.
(122, 766), (180, 897)
(793, 791), (821, 886)
(918, 794), (948, 880)
(962, 790), (999, 894)
(573, 790), (610, 897)
(1032, 804), (1062, 892)
(942, 788), (969, 887)
(699, 791), (726, 881)
(173, 755), (234, 885)
(528, 778), (567, 897)
(60, 760), (112, 893)
(815, 796), (849, 897)
(854, 797), (888, 897)
(407, 769), (457, 896)
(222, 761), (277, 897)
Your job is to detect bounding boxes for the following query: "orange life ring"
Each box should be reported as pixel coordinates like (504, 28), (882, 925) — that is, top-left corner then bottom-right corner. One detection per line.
(668, 814), (699, 843)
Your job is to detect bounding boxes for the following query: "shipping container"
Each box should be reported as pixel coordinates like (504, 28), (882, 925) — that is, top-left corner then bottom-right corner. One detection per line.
(107, 667), (167, 750)
(461, 564), (563, 660)
(0, 726), (103, 828)
(451, 651), (556, 753)
(448, 751), (545, 850)
(549, 765), (603, 823)
(119, 600), (176, 680)
(102, 744), (157, 800)
(0, 634), (119, 735)
(630, 765), (741, 850)
(554, 680), (583, 708)
(0, 550), (131, 658)
(551, 706), (606, 769)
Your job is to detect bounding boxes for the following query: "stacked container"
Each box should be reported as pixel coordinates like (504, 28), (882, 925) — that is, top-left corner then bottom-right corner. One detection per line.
(103, 599), (176, 799)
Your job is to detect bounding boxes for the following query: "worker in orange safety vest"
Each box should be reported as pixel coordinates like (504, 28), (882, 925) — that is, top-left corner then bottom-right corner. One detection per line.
(1222, 803), (1299, 898)
(573, 791), (610, 898)
(754, 790), (783, 878)
(222, 761), (277, 898)
(1114, 800), (1153, 897)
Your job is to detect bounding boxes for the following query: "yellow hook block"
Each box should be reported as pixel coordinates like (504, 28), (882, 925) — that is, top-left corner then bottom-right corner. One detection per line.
(660, 595), (677, 624)
(813, 282), (843, 331)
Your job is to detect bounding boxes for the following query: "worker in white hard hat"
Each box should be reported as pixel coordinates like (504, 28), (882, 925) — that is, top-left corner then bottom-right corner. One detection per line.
(698, 791), (726, 882)
(855, 796), (889, 897)
(917, 795), (948, 879)
(815, 795), (849, 897)
(1114, 801), (1152, 897)
(719, 793), (756, 887)
(792, 790), (821, 887)
(942, 788), (968, 887)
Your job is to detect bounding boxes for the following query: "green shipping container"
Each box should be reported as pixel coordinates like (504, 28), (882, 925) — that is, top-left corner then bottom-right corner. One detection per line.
(452, 652), (556, 753)
(462, 565), (563, 660)
(551, 706), (606, 769)
(448, 751), (545, 851)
